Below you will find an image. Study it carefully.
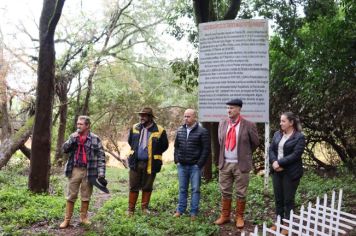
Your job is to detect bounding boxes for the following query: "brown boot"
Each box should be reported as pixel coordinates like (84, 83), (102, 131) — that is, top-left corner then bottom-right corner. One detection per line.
(235, 199), (246, 228)
(281, 223), (288, 235)
(214, 198), (232, 225)
(80, 201), (91, 225)
(127, 191), (139, 216)
(59, 201), (74, 229)
(141, 191), (152, 214)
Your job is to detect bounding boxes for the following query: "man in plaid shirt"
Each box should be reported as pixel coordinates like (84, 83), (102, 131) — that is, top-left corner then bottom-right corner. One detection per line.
(59, 116), (106, 229)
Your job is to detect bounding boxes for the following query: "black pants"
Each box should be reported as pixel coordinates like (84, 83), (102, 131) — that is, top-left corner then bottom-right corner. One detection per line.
(272, 171), (300, 219)
(129, 161), (156, 192)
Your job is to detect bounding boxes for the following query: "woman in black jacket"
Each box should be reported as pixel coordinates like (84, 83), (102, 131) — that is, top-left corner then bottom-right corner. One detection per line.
(269, 112), (305, 234)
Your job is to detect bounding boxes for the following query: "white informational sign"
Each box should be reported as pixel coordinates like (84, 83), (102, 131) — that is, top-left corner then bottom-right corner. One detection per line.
(198, 19), (269, 123)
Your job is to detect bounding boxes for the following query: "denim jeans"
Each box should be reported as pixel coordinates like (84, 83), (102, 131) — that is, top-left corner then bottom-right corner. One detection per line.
(176, 164), (201, 216)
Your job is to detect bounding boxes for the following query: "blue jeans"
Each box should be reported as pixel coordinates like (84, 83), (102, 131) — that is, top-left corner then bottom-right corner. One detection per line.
(176, 164), (202, 216)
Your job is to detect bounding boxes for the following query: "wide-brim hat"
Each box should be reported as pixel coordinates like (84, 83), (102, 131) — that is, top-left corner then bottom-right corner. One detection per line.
(136, 107), (156, 118)
(226, 98), (243, 107)
(88, 176), (109, 194)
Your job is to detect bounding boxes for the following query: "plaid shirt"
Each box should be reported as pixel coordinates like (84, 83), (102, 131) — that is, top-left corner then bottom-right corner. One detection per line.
(63, 131), (106, 178)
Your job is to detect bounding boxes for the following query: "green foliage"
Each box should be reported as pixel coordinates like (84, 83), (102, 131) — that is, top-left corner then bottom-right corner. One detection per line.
(0, 188), (64, 232)
(298, 170), (356, 208)
(1, 163), (355, 235)
(170, 57), (199, 92)
(258, 0), (356, 170)
(94, 164), (219, 235)
(166, 0), (197, 44)
(0, 160), (66, 234)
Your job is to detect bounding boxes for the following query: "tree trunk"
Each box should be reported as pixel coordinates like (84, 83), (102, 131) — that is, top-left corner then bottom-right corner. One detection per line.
(210, 123), (220, 166)
(0, 40), (10, 141)
(0, 117), (33, 169)
(81, 61), (100, 116)
(29, 0), (65, 193)
(73, 75), (82, 131)
(0, 87), (10, 141)
(54, 79), (68, 165)
(327, 138), (355, 175)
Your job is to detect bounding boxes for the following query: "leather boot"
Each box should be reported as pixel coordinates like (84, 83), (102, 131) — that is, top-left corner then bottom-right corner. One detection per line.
(214, 198), (232, 225)
(141, 191), (152, 214)
(59, 201), (74, 229)
(235, 199), (246, 228)
(127, 191), (139, 216)
(281, 223), (289, 235)
(80, 201), (91, 225)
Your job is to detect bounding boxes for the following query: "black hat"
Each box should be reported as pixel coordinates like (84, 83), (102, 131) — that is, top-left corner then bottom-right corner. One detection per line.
(89, 176), (109, 194)
(226, 98), (243, 107)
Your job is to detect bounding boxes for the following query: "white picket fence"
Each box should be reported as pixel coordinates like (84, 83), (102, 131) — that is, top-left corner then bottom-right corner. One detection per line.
(242, 189), (356, 236)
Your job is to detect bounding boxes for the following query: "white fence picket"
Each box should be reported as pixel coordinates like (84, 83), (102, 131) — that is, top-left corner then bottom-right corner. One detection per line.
(249, 189), (356, 236)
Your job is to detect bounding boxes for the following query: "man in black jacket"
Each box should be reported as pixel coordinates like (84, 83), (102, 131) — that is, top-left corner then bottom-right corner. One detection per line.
(173, 109), (211, 220)
(127, 107), (169, 216)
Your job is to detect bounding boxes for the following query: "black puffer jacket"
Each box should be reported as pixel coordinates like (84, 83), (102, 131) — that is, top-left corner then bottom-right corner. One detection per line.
(174, 123), (211, 168)
(269, 131), (305, 180)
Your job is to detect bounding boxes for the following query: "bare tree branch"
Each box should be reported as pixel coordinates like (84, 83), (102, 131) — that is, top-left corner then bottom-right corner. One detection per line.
(3, 44), (37, 72)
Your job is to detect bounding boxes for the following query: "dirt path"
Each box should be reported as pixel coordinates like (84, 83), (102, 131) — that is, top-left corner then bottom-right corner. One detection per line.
(219, 221), (257, 236)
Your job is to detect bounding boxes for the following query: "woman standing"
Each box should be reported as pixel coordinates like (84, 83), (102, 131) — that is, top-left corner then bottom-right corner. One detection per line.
(269, 112), (305, 234)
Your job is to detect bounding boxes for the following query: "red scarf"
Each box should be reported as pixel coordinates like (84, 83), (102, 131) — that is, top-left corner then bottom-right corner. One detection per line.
(75, 135), (87, 164)
(225, 116), (241, 151)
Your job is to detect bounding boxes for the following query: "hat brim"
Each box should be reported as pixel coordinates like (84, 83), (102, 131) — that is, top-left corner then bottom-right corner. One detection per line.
(226, 102), (242, 107)
(136, 112), (156, 118)
(89, 177), (109, 194)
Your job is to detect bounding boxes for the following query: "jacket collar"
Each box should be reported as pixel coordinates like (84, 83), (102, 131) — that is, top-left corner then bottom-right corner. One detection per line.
(78, 131), (92, 141)
(183, 122), (199, 130)
(223, 117), (245, 127)
(277, 130), (301, 141)
(136, 122), (158, 132)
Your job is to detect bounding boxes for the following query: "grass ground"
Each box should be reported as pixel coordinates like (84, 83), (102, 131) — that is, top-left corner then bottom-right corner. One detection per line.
(0, 155), (355, 235)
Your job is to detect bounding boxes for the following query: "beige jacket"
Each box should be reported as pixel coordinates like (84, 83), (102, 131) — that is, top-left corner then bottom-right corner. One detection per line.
(218, 118), (260, 172)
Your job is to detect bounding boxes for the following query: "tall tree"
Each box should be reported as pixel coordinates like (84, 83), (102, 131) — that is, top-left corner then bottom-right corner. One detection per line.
(28, 0), (66, 193)
(255, 0), (355, 172)
(53, 0), (169, 164)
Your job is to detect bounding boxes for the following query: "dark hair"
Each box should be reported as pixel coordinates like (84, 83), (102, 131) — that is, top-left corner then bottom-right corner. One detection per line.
(78, 115), (91, 126)
(281, 112), (302, 132)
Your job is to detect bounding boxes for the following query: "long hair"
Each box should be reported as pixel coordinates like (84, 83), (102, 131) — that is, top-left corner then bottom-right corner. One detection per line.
(281, 112), (302, 132)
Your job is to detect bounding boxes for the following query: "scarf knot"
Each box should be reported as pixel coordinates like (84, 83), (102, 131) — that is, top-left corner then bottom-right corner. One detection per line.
(225, 116), (241, 151)
(75, 135), (88, 164)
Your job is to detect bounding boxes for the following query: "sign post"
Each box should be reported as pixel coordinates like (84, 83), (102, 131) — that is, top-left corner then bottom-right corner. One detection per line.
(198, 19), (270, 191)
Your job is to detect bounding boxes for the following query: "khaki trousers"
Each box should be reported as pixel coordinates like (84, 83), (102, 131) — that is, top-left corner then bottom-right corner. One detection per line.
(66, 167), (93, 202)
(219, 162), (250, 199)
